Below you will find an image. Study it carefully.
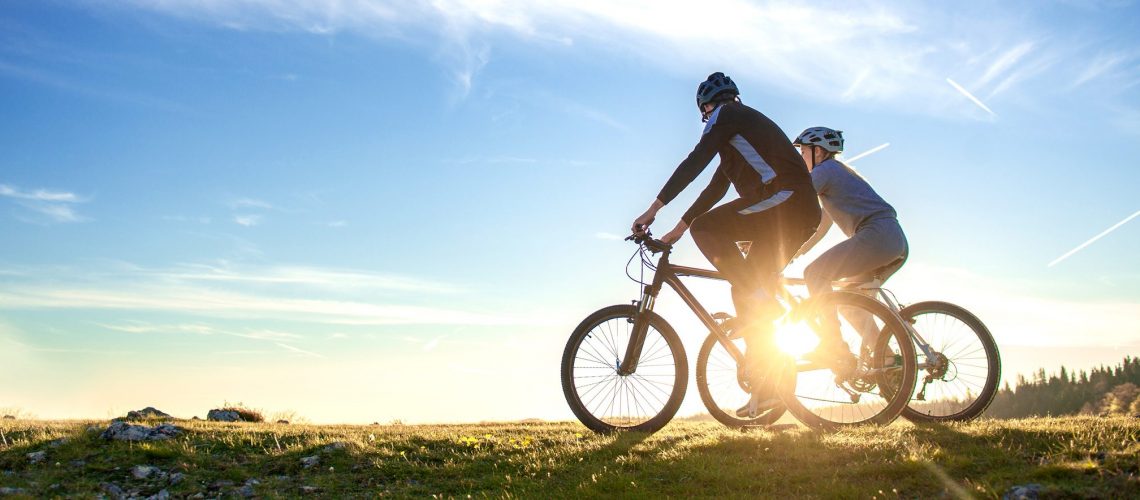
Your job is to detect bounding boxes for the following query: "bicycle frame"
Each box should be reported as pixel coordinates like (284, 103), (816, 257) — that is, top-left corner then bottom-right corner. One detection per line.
(617, 245), (746, 376)
(834, 280), (941, 369)
(616, 239), (932, 377)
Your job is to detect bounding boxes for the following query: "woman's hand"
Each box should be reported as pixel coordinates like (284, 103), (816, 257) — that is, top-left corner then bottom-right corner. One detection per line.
(660, 221), (689, 245)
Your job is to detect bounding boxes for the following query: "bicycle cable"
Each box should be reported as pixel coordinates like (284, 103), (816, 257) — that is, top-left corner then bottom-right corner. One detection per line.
(625, 245), (648, 287)
(881, 287), (903, 308)
(624, 241), (661, 293)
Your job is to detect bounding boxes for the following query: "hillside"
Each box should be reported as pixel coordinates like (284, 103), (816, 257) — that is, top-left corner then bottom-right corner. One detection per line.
(1, 417), (1137, 498)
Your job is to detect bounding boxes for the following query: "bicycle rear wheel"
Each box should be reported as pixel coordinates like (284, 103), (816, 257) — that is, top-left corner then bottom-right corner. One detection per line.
(900, 301), (1000, 422)
(779, 291), (917, 429)
(561, 304), (688, 434)
(696, 329), (786, 428)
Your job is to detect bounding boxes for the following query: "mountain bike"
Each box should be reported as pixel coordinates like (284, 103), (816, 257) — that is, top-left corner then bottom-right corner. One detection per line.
(833, 273), (1001, 422)
(561, 233), (917, 433)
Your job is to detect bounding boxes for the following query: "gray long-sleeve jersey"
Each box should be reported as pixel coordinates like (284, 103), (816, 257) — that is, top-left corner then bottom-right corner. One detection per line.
(812, 158), (897, 237)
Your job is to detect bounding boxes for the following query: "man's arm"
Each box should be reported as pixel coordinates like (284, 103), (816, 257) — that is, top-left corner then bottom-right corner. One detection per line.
(655, 106), (734, 206)
(681, 168), (730, 226)
(661, 169), (730, 244)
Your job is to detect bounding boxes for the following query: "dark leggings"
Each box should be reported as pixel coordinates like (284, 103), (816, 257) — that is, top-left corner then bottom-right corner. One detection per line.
(689, 189), (821, 326)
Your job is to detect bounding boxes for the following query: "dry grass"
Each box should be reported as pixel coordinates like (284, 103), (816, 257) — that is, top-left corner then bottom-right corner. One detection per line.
(0, 417), (1137, 497)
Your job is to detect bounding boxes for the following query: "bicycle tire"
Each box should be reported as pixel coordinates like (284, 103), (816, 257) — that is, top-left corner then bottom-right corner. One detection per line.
(779, 291), (917, 429)
(561, 304), (688, 434)
(696, 330), (786, 428)
(899, 301), (1001, 422)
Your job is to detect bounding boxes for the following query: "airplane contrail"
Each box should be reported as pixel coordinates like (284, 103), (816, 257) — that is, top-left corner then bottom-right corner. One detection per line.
(1048, 210), (1140, 267)
(845, 143), (890, 164)
(275, 342), (326, 358)
(946, 78), (997, 116)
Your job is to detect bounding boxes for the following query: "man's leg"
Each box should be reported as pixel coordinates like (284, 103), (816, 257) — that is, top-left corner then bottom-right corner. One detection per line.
(690, 200), (786, 415)
(689, 199), (768, 321)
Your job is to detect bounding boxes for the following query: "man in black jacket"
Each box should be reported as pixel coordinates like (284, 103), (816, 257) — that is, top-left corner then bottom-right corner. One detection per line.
(632, 72), (821, 413)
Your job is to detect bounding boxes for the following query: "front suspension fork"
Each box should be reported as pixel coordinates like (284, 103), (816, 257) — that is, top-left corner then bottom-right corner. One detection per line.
(617, 286), (658, 376)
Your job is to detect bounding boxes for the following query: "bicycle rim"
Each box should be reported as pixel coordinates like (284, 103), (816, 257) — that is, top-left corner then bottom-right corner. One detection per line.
(901, 301), (1000, 422)
(781, 292), (916, 429)
(696, 331), (786, 428)
(561, 305), (687, 433)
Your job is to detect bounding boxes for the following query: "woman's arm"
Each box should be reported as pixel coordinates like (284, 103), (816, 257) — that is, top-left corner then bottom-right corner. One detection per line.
(794, 208), (833, 259)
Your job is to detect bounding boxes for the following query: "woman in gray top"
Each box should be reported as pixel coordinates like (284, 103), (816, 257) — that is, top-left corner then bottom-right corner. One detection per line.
(792, 127), (908, 359)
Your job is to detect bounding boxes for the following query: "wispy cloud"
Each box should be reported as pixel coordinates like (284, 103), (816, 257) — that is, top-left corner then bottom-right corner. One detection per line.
(0, 262), (529, 326)
(0, 184), (81, 202)
(102, 0), (1131, 119)
(422, 335), (444, 352)
(96, 1), (935, 113)
(1048, 210), (1140, 267)
(892, 262), (1140, 348)
(0, 183), (89, 223)
(229, 198), (275, 210)
(98, 321), (303, 341)
(162, 215), (212, 224)
(538, 92), (628, 131)
(975, 42), (1035, 88)
(157, 263), (459, 293)
(0, 59), (188, 112)
(594, 232), (622, 241)
(234, 215), (262, 227)
(946, 78), (997, 117)
(82, 0), (1130, 121)
(444, 156), (538, 166)
(1072, 52), (1132, 88)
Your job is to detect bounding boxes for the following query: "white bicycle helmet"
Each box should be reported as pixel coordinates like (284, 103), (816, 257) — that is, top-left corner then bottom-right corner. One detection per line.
(793, 127), (844, 153)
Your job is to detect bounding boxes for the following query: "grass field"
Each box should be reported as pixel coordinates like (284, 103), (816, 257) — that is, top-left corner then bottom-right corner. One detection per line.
(1, 416), (1137, 498)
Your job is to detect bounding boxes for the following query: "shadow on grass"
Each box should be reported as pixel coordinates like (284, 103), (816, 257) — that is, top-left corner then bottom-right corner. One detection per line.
(1, 419), (1137, 497)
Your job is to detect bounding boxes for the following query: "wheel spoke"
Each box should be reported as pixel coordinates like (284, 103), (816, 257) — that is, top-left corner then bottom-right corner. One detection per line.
(563, 309), (685, 432)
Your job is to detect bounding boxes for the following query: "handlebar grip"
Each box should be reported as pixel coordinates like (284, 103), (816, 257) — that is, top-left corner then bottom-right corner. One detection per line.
(625, 231), (671, 253)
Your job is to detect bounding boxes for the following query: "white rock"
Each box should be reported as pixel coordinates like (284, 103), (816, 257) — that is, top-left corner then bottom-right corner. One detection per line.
(101, 421), (181, 442)
(132, 465), (161, 479)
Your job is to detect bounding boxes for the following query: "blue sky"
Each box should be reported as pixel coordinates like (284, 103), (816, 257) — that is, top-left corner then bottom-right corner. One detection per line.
(1, 0), (1138, 423)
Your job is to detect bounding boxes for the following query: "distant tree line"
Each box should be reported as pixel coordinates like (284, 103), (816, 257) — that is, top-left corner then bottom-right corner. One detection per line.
(985, 356), (1140, 418)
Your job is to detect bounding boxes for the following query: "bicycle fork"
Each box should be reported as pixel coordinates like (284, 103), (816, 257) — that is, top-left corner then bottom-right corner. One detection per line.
(617, 283), (659, 376)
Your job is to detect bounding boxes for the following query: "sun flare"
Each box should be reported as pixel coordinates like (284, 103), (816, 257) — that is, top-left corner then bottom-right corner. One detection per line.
(774, 320), (820, 358)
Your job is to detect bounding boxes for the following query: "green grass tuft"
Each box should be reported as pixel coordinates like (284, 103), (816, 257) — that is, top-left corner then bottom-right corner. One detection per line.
(0, 417), (1137, 497)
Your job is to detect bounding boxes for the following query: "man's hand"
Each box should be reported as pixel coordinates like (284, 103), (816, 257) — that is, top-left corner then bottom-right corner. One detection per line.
(631, 211), (655, 235)
(631, 199), (665, 235)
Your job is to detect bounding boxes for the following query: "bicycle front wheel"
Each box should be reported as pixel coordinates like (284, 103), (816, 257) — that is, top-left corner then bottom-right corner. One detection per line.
(900, 301), (1000, 422)
(696, 330), (786, 429)
(561, 304), (688, 434)
(779, 291), (917, 429)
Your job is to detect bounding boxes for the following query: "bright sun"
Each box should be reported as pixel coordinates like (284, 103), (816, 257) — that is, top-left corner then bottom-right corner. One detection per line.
(774, 320), (820, 357)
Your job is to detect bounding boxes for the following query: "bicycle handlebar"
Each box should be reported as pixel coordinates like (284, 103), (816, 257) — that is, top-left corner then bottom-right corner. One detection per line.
(625, 232), (671, 254)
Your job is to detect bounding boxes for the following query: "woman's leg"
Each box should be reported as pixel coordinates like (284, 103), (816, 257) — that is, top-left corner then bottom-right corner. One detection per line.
(804, 219), (907, 354)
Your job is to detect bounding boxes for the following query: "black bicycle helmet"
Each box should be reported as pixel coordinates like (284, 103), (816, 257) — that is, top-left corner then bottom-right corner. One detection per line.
(696, 72), (739, 108)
